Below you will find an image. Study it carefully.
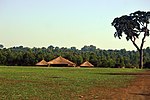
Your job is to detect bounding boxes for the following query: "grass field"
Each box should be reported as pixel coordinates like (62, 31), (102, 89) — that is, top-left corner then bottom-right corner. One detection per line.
(0, 66), (144, 100)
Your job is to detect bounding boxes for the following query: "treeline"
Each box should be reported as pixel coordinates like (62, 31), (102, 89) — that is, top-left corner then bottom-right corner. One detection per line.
(0, 45), (150, 68)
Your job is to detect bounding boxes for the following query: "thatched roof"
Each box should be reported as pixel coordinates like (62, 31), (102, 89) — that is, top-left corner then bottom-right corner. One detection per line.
(80, 61), (94, 67)
(36, 59), (48, 66)
(48, 56), (76, 67)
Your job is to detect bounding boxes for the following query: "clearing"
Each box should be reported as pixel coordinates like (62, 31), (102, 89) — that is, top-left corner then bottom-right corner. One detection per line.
(80, 70), (150, 100)
(0, 66), (149, 100)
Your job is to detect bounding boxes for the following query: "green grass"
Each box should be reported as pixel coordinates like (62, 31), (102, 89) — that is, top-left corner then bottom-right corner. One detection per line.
(0, 66), (144, 100)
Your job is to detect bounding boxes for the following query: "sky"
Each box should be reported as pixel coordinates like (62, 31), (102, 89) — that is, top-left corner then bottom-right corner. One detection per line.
(0, 0), (150, 50)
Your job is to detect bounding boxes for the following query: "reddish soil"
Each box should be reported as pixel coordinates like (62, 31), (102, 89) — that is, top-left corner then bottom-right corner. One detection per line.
(79, 70), (150, 100)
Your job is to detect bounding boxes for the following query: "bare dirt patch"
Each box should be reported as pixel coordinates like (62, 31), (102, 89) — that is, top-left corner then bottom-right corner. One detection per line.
(79, 70), (150, 100)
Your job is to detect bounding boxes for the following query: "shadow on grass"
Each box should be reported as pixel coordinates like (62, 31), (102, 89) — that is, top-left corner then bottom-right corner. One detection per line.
(94, 72), (150, 76)
(130, 93), (150, 96)
(50, 76), (62, 78)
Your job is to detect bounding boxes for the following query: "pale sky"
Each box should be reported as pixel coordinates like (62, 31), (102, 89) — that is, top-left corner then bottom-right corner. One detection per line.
(0, 0), (150, 50)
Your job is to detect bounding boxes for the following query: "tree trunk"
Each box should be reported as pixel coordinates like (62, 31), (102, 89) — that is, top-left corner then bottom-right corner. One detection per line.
(139, 49), (143, 69)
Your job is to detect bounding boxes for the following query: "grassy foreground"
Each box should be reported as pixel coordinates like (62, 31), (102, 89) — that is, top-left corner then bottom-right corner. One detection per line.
(0, 66), (144, 100)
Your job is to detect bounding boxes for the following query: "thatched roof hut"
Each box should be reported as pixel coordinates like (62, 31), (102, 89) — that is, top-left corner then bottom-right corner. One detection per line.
(80, 61), (94, 67)
(36, 59), (48, 66)
(48, 56), (76, 67)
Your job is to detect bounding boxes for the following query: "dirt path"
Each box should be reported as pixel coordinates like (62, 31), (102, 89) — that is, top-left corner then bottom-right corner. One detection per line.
(79, 70), (150, 100)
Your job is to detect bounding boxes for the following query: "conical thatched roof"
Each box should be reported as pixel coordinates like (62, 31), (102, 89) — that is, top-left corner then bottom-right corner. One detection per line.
(80, 61), (94, 67)
(36, 59), (48, 66)
(48, 56), (76, 67)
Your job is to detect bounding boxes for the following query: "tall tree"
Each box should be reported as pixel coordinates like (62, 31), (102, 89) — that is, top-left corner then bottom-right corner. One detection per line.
(112, 11), (150, 69)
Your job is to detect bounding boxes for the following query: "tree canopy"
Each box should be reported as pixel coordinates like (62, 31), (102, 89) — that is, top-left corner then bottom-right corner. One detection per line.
(0, 45), (150, 68)
(112, 11), (150, 42)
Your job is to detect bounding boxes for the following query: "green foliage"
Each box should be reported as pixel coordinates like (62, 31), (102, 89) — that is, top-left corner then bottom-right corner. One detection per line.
(0, 44), (4, 49)
(112, 11), (150, 41)
(0, 45), (150, 68)
(0, 67), (144, 99)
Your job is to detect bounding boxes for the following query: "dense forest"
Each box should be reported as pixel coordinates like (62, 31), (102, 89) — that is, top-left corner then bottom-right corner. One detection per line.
(0, 44), (150, 68)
